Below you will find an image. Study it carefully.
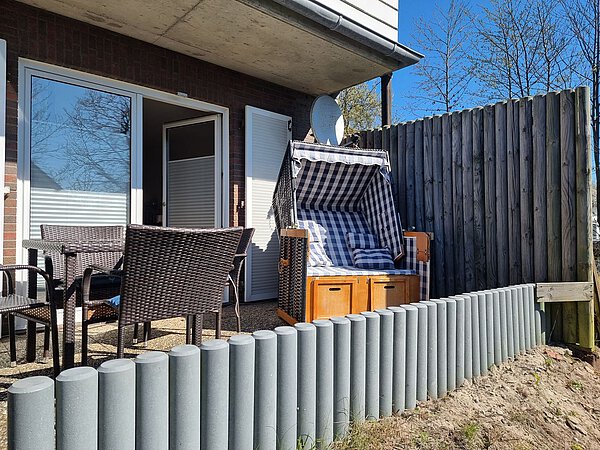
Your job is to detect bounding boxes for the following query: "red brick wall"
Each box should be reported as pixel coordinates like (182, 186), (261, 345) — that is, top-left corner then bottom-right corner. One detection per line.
(0, 0), (314, 262)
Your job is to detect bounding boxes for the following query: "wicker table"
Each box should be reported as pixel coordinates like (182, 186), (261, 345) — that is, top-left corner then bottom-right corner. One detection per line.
(22, 239), (124, 369)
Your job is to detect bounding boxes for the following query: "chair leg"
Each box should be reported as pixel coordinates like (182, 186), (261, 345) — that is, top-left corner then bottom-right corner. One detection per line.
(43, 326), (50, 360)
(191, 314), (203, 346)
(8, 314), (17, 367)
(133, 323), (139, 344)
(232, 282), (241, 333)
(185, 316), (191, 345)
(143, 322), (151, 346)
(117, 325), (125, 359)
(49, 307), (60, 377)
(26, 320), (37, 363)
(81, 320), (89, 366)
(215, 309), (222, 340)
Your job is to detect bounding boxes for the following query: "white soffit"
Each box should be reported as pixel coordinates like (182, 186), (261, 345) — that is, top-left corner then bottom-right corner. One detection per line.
(16, 0), (396, 94)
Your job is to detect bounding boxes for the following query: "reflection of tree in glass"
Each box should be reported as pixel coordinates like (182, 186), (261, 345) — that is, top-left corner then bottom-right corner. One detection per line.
(31, 78), (130, 194)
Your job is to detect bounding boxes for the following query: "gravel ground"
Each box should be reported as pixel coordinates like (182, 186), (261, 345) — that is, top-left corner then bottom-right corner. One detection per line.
(0, 300), (283, 449)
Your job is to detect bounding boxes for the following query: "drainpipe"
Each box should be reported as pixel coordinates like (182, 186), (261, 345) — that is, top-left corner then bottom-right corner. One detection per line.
(381, 73), (392, 126)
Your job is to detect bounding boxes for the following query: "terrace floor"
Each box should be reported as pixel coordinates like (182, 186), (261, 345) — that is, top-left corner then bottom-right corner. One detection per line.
(0, 300), (282, 447)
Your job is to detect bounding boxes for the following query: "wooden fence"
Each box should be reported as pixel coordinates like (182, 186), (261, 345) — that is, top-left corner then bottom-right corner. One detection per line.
(8, 285), (540, 450)
(350, 87), (594, 348)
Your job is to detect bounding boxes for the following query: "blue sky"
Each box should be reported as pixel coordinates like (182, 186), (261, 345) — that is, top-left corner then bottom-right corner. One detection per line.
(392, 0), (490, 122)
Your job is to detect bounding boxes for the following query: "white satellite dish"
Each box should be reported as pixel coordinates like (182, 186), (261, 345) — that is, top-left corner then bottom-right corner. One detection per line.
(310, 95), (345, 145)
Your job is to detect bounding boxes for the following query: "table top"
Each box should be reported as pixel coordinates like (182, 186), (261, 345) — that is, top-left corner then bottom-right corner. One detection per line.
(22, 239), (125, 254)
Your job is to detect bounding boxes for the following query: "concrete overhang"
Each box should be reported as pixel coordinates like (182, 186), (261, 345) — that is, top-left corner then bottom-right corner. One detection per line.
(16, 0), (423, 95)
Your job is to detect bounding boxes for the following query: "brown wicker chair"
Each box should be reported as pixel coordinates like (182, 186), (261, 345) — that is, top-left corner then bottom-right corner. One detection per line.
(226, 227), (254, 333)
(81, 224), (243, 358)
(13, 225), (124, 365)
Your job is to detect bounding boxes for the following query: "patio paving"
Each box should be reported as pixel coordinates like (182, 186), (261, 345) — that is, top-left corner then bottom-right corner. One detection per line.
(0, 300), (283, 448)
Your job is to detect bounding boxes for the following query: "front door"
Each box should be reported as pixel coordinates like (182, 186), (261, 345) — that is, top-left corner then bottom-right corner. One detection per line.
(162, 116), (220, 228)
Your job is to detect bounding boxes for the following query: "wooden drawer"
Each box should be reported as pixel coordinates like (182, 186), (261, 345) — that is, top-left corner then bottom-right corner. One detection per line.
(306, 276), (368, 322)
(368, 275), (420, 310)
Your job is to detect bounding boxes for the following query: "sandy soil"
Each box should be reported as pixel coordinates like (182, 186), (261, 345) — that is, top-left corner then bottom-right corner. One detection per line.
(335, 346), (600, 450)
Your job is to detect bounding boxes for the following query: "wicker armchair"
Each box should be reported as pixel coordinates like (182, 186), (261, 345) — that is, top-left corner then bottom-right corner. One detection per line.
(14, 225), (124, 364)
(226, 227), (254, 333)
(81, 224), (242, 358)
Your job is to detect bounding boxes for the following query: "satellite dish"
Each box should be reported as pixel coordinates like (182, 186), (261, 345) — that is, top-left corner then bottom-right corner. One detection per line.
(310, 95), (345, 145)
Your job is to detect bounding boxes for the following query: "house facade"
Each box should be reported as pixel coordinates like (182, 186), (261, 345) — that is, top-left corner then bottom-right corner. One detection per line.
(0, 0), (421, 301)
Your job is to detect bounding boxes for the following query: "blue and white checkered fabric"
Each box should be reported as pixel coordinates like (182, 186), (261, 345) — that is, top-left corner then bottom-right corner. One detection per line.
(398, 236), (430, 301)
(352, 248), (395, 269)
(298, 210), (371, 266)
(307, 266), (416, 276)
(308, 241), (333, 267)
(346, 232), (379, 249)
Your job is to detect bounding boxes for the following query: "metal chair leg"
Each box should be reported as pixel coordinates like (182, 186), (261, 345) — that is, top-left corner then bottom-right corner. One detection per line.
(43, 326), (50, 360)
(215, 309), (222, 340)
(49, 307), (60, 377)
(26, 320), (37, 362)
(133, 323), (139, 344)
(8, 314), (17, 367)
(143, 322), (151, 346)
(192, 314), (203, 346)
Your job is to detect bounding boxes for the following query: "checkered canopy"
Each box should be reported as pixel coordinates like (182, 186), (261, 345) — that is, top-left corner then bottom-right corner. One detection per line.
(273, 141), (405, 261)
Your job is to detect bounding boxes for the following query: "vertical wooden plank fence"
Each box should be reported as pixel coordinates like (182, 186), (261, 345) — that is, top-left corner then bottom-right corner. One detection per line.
(351, 87), (594, 348)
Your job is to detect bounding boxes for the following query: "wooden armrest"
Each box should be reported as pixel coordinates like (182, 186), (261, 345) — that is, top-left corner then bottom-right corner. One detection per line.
(403, 231), (431, 262)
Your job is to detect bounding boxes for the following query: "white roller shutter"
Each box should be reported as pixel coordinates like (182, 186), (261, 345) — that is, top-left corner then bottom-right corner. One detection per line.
(245, 106), (291, 301)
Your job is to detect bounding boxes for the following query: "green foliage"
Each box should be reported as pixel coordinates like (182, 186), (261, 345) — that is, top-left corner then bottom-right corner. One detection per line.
(337, 82), (381, 136)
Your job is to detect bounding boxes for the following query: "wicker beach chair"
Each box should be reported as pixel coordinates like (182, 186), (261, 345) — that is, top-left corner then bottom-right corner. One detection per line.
(81, 224), (242, 358)
(272, 141), (431, 323)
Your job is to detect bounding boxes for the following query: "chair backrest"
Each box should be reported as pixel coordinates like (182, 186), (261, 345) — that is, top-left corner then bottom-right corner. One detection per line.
(40, 225), (125, 279)
(230, 228), (255, 279)
(119, 224), (243, 326)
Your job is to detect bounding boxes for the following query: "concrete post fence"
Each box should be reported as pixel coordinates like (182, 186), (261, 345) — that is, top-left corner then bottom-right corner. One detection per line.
(8, 284), (544, 450)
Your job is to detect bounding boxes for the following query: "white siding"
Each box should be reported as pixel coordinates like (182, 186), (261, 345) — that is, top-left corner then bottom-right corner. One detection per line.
(167, 156), (215, 228)
(246, 107), (291, 301)
(315, 0), (398, 41)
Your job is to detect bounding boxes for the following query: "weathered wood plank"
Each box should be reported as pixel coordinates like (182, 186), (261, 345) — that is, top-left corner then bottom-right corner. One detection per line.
(472, 107), (487, 291)
(494, 101), (509, 287)
(532, 94), (548, 283)
(560, 90), (578, 343)
(374, 127), (382, 149)
(423, 117), (434, 234)
(519, 97), (534, 283)
(388, 124), (398, 205)
(359, 130), (368, 148)
(461, 109), (475, 292)
(432, 115), (445, 297)
(366, 129), (374, 148)
(452, 112), (465, 294)
(507, 99), (522, 284)
(397, 124), (408, 224)
(414, 120), (425, 232)
(442, 113), (455, 295)
(536, 282), (593, 303)
(405, 122), (416, 229)
(575, 86), (594, 349)
(483, 105), (497, 288)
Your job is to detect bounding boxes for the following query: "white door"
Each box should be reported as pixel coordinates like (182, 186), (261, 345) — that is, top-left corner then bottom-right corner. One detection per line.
(245, 106), (292, 301)
(163, 116), (221, 228)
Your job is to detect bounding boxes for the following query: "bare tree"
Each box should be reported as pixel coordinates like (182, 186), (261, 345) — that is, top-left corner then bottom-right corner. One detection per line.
(471, 0), (574, 100)
(561, 0), (600, 220)
(337, 81), (381, 135)
(409, 0), (474, 114)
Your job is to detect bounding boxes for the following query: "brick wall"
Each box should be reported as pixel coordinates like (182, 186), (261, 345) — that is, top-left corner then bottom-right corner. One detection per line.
(0, 0), (314, 262)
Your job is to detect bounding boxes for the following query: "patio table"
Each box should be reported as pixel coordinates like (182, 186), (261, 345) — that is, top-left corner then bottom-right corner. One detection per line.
(22, 238), (124, 369)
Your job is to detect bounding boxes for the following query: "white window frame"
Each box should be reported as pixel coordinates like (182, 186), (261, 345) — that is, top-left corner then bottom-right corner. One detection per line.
(17, 59), (230, 266)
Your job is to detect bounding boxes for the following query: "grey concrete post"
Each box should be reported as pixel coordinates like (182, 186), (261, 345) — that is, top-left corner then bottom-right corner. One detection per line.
(8, 376), (55, 450)
(470, 293), (481, 377)
(505, 287), (515, 359)
(135, 352), (168, 450)
(528, 284), (538, 346)
(463, 295), (473, 381)
(432, 299), (447, 397)
(275, 326), (298, 450)
(331, 317), (351, 439)
(452, 296), (465, 387)
(485, 291), (495, 369)
(492, 290), (502, 366)
(346, 315), (365, 423)
(56, 367), (98, 450)
(168, 345), (200, 450)
(517, 286), (526, 353)
(253, 330), (277, 450)
(414, 303), (428, 401)
(388, 306), (406, 414)
(477, 293), (488, 375)
(229, 335), (255, 450)
(446, 298), (457, 391)
(401, 305), (418, 410)
(314, 319), (334, 448)
(295, 323), (316, 448)
(422, 301), (438, 399)
(200, 340), (229, 450)
(511, 287), (522, 356)
(98, 359), (136, 450)
(522, 286), (532, 350)
(376, 309), (393, 417)
(498, 289), (509, 363)
(532, 284), (544, 345)
(362, 311), (380, 420)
